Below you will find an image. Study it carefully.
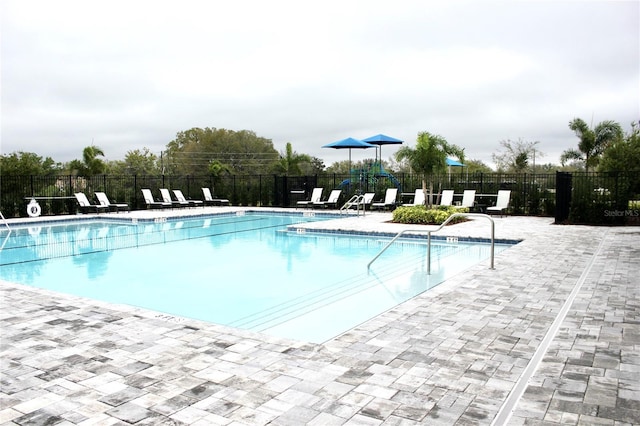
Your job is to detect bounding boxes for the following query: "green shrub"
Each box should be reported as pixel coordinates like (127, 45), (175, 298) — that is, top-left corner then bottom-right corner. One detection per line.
(392, 205), (469, 225)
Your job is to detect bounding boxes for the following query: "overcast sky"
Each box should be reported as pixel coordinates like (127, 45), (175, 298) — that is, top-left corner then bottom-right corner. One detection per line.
(1, 0), (638, 169)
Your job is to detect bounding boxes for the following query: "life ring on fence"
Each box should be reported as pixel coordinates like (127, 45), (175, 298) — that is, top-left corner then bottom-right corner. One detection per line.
(27, 199), (42, 217)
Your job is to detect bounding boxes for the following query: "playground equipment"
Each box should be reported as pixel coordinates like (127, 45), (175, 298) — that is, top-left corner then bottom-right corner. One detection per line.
(338, 160), (402, 194)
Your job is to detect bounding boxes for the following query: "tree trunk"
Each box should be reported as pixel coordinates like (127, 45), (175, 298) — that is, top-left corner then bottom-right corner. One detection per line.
(422, 178), (431, 208)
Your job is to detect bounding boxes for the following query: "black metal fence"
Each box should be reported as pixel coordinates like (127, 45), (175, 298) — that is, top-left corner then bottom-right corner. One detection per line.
(556, 171), (639, 225)
(1, 171), (637, 224)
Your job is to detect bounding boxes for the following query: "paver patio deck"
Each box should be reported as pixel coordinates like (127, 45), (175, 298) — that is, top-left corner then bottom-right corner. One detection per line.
(1, 208), (638, 425)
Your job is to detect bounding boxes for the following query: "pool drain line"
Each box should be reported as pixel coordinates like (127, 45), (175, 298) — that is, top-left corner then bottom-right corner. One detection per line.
(490, 230), (609, 426)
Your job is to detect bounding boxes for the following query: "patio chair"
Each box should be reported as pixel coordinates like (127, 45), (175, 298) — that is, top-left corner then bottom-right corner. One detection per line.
(173, 189), (204, 208)
(403, 189), (425, 206)
(141, 188), (171, 209)
(440, 190), (454, 206)
(486, 190), (511, 217)
(160, 188), (188, 208)
(74, 192), (109, 214)
(297, 187), (323, 208)
(360, 192), (376, 209)
(201, 188), (230, 206)
(461, 190), (476, 209)
(313, 189), (342, 209)
(95, 192), (129, 212)
(371, 188), (398, 211)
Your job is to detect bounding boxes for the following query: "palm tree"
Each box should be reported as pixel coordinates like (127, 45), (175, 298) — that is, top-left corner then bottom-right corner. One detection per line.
(208, 160), (232, 196)
(271, 143), (311, 175)
(80, 145), (106, 176)
(561, 118), (623, 172)
(395, 132), (464, 207)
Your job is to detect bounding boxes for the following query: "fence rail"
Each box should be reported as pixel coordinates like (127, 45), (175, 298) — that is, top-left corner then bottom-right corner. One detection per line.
(1, 171), (637, 224)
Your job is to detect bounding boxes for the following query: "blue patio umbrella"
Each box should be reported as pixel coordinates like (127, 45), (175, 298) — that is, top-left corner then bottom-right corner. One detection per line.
(322, 137), (376, 173)
(446, 158), (464, 167)
(446, 157), (465, 182)
(362, 134), (404, 162)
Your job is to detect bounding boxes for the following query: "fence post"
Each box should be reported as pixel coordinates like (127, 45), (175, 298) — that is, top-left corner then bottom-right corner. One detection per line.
(134, 175), (138, 209)
(555, 171), (572, 224)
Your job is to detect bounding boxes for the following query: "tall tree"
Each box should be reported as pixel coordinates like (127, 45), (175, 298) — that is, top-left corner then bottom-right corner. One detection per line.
(492, 139), (541, 173)
(561, 118), (623, 172)
(463, 159), (493, 174)
(395, 132), (464, 207)
(270, 143), (311, 175)
(0, 151), (58, 175)
(109, 148), (160, 175)
(301, 157), (325, 175)
(598, 121), (640, 174)
(164, 127), (279, 175)
(207, 159), (232, 196)
(81, 145), (106, 176)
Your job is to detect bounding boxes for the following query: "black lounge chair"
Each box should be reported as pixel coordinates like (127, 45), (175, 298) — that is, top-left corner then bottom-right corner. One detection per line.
(371, 188), (398, 211)
(95, 192), (129, 212)
(160, 188), (188, 208)
(141, 188), (171, 209)
(296, 187), (323, 209)
(201, 188), (230, 206)
(173, 189), (203, 208)
(75, 192), (109, 214)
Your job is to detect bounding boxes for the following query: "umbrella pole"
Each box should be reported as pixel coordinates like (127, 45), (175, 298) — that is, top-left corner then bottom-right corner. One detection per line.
(349, 149), (352, 190)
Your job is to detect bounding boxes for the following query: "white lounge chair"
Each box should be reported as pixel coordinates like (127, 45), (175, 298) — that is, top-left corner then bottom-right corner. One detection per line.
(440, 190), (454, 206)
(160, 188), (188, 208)
(75, 192), (109, 214)
(371, 188), (398, 210)
(461, 190), (476, 209)
(141, 188), (171, 209)
(297, 187), (323, 208)
(201, 188), (230, 206)
(173, 189), (204, 208)
(360, 192), (376, 209)
(95, 192), (129, 212)
(313, 189), (341, 209)
(486, 190), (511, 216)
(403, 189), (426, 206)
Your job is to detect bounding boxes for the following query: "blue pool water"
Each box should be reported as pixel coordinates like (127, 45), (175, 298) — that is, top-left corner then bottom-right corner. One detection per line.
(0, 212), (513, 343)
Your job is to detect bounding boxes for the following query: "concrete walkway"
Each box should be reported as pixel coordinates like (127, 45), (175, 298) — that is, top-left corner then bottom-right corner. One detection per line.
(1, 209), (638, 425)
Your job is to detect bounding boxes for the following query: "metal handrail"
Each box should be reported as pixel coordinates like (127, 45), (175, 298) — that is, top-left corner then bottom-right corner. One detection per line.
(367, 213), (495, 274)
(0, 212), (9, 231)
(340, 194), (366, 216)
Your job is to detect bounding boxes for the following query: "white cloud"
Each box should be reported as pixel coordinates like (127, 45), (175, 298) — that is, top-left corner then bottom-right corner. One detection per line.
(1, 0), (638, 168)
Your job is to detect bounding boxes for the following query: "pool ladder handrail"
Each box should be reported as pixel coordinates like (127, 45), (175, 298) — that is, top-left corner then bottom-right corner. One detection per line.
(0, 211), (10, 231)
(367, 213), (495, 274)
(0, 212), (11, 251)
(340, 194), (366, 216)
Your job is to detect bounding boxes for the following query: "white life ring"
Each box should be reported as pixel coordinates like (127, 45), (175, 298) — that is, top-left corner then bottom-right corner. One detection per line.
(27, 199), (42, 217)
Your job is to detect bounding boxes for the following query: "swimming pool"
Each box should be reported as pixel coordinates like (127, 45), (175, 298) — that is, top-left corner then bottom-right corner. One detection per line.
(0, 212), (514, 343)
